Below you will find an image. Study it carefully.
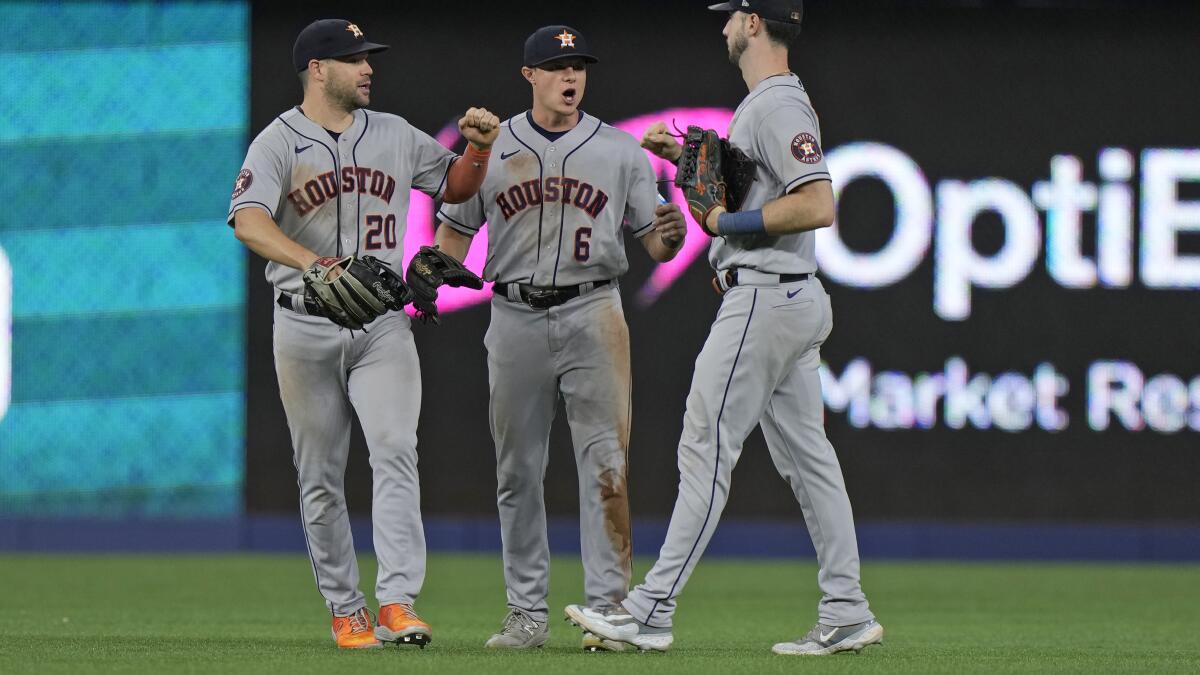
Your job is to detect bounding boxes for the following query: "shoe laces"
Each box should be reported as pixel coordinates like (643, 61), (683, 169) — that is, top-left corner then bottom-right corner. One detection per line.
(347, 608), (373, 634)
(503, 609), (535, 634)
(393, 603), (419, 620)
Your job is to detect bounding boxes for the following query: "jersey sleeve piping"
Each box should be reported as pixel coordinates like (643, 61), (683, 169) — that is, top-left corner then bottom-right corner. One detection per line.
(437, 208), (481, 235)
(784, 172), (832, 192)
(227, 200), (275, 225)
(630, 219), (656, 238)
(418, 155), (456, 200)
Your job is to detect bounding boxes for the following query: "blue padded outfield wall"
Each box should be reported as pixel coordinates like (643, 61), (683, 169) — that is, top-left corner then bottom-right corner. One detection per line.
(0, 2), (248, 517)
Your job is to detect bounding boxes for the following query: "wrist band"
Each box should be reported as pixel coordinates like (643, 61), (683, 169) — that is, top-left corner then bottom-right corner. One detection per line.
(465, 144), (491, 167)
(716, 209), (766, 235)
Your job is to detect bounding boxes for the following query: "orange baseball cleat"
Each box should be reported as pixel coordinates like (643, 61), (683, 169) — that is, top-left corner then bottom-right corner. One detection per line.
(376, 603), (432, 647)
(331, 607), (383, 649)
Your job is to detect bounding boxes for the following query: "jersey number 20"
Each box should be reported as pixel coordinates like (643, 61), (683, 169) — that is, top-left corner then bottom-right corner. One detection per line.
(0, 245), (11, 422)
(365, 214), (398, 250)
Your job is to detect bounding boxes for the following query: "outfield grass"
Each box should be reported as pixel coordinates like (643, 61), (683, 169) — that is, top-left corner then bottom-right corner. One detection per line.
(0, 553), (1197, 673)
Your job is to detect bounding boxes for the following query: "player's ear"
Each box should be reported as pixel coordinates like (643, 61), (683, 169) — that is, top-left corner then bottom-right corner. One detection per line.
(521, 66), (536, 85)
(309, 58), (329, 83)
(746, 13), (762, 38)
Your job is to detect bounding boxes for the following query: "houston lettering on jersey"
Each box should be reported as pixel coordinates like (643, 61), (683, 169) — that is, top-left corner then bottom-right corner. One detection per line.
(495, 176), (609, 221)
(287, 167), (397, 215)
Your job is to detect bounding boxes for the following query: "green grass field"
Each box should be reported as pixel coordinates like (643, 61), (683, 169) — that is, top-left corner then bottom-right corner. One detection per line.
(1, 553), (1197, 674)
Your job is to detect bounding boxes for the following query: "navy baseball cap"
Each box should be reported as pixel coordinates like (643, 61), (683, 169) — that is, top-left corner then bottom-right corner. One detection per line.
(708, 0), (803, 24)
(293, 19), (389, 72)
(523, 25), (599, 67)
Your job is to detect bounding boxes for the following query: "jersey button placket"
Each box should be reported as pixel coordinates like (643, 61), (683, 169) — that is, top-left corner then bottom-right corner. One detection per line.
(543, 149), (559, 269)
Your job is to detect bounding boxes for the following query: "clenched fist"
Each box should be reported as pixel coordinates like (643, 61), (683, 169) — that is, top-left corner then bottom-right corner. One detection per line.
(654, 203), (687, 248)
(641, 121), (683, 162)
(460, 107), (501, 150)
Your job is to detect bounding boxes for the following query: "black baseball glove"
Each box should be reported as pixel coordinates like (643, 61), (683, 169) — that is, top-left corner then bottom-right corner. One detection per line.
(405, 245), (484, 324)
(302, 255), (412, 330)
(675, 126), (757, 236)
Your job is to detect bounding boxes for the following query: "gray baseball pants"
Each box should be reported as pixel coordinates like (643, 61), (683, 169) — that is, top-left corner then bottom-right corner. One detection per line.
(622, 273), (873, 628)
(485, 286), (634, 621)
(273, 306), (425, 616)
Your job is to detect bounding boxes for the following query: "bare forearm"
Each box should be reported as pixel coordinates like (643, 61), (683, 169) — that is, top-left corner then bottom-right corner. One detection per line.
(643, 231), (682, 262)
(761, 180), (836, 235)
(434, 224), (473, 262)
(233, 208), (319, 270)
(442, 145), (491, 204)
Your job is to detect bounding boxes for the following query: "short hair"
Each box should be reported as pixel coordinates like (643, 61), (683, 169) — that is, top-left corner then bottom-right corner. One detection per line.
(762, 18), (802, 48)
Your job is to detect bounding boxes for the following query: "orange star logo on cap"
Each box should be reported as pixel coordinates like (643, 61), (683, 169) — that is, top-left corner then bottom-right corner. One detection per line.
(346, 23), (364, 39)
(555, 30), (576, 48)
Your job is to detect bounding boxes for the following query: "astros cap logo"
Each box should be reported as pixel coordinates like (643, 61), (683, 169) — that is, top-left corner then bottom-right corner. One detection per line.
(555, 30), (576, 48)
(346, 23), (364, 39)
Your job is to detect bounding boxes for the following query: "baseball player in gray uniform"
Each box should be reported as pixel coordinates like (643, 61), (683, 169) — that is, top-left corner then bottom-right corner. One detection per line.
(435, 25), (687, 652)
(566, 1), (883, 655)
(227, 19), (500, 649)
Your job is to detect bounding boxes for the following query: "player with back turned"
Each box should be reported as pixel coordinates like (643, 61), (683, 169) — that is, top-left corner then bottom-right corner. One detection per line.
(227, 19), (498, 649)
(435, 25), (687, 652)
(566, 1), (884, 656)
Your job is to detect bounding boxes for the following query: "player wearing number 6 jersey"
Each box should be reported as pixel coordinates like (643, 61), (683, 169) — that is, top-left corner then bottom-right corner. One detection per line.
(227, 19), (499, 649)
(435, 25), (687, 651)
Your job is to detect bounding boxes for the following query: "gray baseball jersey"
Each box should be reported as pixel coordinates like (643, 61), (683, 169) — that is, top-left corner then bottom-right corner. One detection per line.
(710, 73), (830, 274)
(229, 106), (457, 617)
(438, 111), (660, 622)
(620, 74), (875, 630)
(438, 111), (658, 285)
(229, 106), (455, 292)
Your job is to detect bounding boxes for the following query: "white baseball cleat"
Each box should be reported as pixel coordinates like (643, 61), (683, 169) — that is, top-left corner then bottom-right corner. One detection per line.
(564, 604), (673, 652)
(771, 619), (884, 655)
(582, 631), (627, 652)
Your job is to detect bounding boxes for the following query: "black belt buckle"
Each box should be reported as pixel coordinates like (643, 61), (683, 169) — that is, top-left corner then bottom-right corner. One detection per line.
(525, 289), (562, 310)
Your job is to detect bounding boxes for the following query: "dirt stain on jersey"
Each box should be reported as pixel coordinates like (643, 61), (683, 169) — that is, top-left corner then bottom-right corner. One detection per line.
(506, 152), (537, 178)
(598, 297), (633, 590)
(600, 301), (632, 452)
(599, 466), (633, 588)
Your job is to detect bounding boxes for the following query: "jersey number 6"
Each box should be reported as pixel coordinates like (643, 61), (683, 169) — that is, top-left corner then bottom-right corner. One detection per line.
(365, 214), (398, 250)
(574, 227), (592, 262)
(0, 245), (11, 422)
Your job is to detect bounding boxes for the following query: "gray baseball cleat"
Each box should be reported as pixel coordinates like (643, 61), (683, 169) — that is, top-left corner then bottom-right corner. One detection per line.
(564, 604), (673, 652)
(771, 619), (884, 655)
(484, 608), (549, 649)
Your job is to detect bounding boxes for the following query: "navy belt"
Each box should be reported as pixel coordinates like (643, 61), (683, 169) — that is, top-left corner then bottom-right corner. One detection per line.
(493, 279), (612, 310)
(713, 269), (811, 295)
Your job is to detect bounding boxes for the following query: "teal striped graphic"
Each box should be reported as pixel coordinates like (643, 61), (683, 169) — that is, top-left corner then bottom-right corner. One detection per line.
(0, 2), (247, 52)
(11, 308), (243, 404)
(1, 43), (247, 143)
(0, 392), (242, 498)
(4, 221), (243, 319)
(0, 131), (248, 231)
(0, 2), (248, 518)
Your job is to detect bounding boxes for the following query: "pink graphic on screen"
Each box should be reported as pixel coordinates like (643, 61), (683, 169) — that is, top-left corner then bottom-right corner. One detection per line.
(401, 108), (735, 316)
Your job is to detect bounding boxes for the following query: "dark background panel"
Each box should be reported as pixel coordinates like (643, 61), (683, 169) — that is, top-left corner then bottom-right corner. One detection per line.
(244, 1), (1200, 522)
